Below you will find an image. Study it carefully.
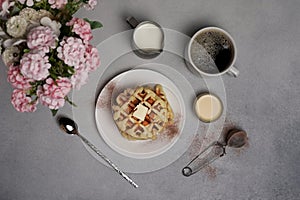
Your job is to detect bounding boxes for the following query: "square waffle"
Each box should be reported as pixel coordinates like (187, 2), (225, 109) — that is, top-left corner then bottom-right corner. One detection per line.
(112, 85), (174, 140)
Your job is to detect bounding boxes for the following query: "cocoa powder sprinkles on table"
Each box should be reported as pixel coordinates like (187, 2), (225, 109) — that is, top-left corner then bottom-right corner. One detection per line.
(156, 114), (182, 141)
(185, 118), (250, 179)
(187, 124), (209, 158)
(187, 129), (217, 180)
(204, 165), (217, 180)
(96, 82), (116, 109)
(188, 133), (203, 158)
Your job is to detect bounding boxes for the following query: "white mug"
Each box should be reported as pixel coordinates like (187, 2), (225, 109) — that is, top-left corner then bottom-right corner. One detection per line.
(185, 27), (239, 77)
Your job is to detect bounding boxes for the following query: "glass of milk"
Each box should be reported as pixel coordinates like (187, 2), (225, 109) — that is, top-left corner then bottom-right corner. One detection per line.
(127, 17), (164, 58)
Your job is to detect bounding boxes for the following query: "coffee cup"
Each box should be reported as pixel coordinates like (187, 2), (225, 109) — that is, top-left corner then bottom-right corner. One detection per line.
(185, 27), (239, 77)
(127, 17), (164, 59)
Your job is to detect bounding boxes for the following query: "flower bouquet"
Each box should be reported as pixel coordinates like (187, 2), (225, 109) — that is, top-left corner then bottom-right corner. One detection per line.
(0, 0), (102, 115)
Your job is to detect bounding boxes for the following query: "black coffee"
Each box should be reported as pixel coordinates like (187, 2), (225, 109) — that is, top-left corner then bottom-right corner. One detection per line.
(191, 29), (234, 74)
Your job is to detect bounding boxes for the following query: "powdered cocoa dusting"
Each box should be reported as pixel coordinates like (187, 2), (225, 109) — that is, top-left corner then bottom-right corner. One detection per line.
(96, 82), (116, 109)
(156, 114), (182, 141)
(188, 133), (203, 158)
(187, 123), (212, 159)
(204, 165), (217, 180)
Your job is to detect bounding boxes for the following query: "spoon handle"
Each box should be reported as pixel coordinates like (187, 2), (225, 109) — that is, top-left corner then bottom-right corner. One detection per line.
(77, 133), (139, 188)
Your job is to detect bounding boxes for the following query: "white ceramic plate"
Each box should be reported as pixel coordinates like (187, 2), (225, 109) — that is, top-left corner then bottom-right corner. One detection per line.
(95, 69), (185, 159)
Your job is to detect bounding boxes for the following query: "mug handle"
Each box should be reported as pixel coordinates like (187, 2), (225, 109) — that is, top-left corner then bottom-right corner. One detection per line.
(126, 16), (139, 29)
(227, 65), (239, 77)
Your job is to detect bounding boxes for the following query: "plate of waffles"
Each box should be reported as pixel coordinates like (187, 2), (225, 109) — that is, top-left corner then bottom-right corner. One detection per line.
(95, 69), (185, 159)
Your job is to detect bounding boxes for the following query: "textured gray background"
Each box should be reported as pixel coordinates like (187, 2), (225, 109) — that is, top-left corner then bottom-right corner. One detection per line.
(0, 0), (299, 199)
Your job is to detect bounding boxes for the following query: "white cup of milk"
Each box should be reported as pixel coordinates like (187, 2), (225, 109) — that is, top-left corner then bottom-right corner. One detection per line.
(127, 17), (164, 58)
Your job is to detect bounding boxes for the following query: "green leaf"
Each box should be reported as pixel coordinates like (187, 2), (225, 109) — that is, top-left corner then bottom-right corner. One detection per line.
(67, 66), (75, 74)
(49, 72), (58, 80)
(11, 3), (22, 15)
(51, 109), (58, 116)
(84, 18), (103, 29)
(91, 21), (103, 29)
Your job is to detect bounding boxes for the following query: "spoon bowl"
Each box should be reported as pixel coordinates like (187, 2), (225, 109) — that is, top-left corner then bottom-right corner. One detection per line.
(58, 116), (78, 135)
(226, 129), (248, 148)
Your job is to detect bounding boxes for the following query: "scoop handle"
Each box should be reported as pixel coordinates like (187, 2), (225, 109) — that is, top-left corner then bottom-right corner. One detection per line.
(182, 142), (225, 176)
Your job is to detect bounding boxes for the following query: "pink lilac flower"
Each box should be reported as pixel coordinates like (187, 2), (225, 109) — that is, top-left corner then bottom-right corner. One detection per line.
(7, 65), (33, 90)
(37, 77), (71, 110)
(27, 26), (58, 53)
(84, 0), (97, 10)
(20, 52), (51, 81)
(85, 44), (100, 72)
(57, 37), (86, 68)
(48, 0), (67, 9)
(67, 18), (92, 42)
(70, 66), (89, 90)
(18, 0), (40, 7)
(11, 89), (38, 112)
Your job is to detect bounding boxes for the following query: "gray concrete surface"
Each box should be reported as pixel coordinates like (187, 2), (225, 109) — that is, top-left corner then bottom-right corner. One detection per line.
(0, 0), (299, 199)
